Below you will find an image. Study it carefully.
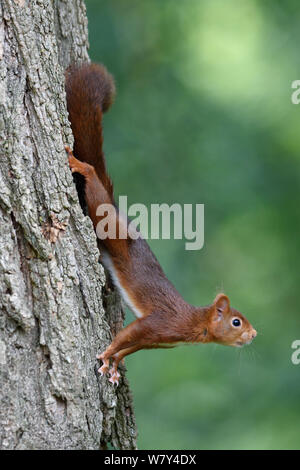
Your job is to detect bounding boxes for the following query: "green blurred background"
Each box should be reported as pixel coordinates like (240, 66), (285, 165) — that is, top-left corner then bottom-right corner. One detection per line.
(85, 0), (300, 449)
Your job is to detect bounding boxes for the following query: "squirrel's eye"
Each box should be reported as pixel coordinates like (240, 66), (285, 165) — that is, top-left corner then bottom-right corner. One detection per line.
(232, 318), (241, 327)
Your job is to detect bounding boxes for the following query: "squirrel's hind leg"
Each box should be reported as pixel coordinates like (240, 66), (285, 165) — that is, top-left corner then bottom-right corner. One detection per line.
(65, 145), (95, 179)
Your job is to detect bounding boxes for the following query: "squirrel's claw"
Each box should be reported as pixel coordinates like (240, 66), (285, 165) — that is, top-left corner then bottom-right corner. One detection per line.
(64, 144), (72, 155)
(65, 145), (95, 178)
(98, 363), (109, 376)
(65, 145), (82, 174)
(109, 368), (120, 378)
(97, 355), (110, 376)
(109, 371), (120, 386)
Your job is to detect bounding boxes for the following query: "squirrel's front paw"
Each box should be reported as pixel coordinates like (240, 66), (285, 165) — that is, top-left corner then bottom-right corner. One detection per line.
(97, 354), (110, 376)
(109, 370), (121, 386)
(98, 363), (109, 376)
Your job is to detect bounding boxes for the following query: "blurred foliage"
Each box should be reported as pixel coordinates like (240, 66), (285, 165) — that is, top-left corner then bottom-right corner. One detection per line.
(85, 0), (300, 449)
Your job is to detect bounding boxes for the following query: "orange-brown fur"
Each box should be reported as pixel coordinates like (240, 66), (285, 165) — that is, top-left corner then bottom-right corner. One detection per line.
(65, 63), (257, 385)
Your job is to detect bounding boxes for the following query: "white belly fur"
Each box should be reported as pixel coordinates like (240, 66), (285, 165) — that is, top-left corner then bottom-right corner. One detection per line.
(101, 251), (144, 318)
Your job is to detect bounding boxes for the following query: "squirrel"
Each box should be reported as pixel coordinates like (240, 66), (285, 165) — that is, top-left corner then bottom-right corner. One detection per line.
(65, 63), (257, 385)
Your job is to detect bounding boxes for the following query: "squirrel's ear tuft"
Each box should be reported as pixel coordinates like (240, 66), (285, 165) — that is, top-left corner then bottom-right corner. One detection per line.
(214, 294), (230, 314)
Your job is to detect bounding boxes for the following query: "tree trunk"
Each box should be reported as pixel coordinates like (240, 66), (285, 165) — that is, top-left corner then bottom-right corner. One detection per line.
(0, 0), (137, 450)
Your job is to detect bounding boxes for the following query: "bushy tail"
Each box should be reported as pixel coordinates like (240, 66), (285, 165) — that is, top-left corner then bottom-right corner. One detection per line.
(65, 63), (115, 198)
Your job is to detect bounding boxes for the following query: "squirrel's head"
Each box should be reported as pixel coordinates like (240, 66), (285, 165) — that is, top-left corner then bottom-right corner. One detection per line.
(208, 293), (257, 347)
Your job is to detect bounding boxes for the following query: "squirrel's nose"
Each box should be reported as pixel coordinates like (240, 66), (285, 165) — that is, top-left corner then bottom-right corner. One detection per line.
(251, 329), (257, 339)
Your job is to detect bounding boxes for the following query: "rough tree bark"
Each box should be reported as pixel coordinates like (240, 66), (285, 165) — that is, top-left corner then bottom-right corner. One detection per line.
(0, 0), (137, 450)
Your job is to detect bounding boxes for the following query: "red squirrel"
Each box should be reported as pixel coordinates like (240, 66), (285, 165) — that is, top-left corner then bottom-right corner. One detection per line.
(65, 63), (257, 385)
